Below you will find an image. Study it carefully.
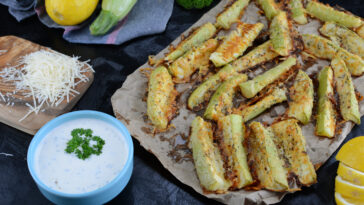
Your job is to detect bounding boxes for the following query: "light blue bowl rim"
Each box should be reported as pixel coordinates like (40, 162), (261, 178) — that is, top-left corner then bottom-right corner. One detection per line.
(27, 110), (134, 198)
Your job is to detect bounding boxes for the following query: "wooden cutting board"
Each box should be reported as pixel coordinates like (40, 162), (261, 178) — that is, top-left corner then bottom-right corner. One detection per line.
(0, 36), (94, 135)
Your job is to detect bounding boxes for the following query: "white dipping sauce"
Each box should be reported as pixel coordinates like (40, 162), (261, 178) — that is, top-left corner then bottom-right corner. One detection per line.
(34, 118), (128, 194)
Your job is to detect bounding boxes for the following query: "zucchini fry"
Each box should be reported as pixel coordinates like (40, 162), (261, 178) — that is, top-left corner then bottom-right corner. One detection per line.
(302, 34), (364, 76)
(316, 66), (336, 138)
(256, 0), (280, 21)
(217, 114), (253, 189)
(165, 23), (217, 62)
(287, 70), (314, 124)
(210, 22), (264, 67)
(216, 0), (250, 29)
(288, 0), (307, 25)
(189, 117), (231, 192)
(239, 57), (296, 98)
(332, 57), (361, 124)
(248, 122), (289, 191)
(270, 11), (293, 56)
(356, 24), (364, 39)
(271, 119), (317, 186)
(306, 0), (362, 29)
(230, 40), (280, 72)
(147, 66), (177, 131)
(236, 87), (287, 122)
(320, 22), (364, 59)
(204, 74), (248, 121)
(188, 40), (278, 110)
(169, 39), (218, 82)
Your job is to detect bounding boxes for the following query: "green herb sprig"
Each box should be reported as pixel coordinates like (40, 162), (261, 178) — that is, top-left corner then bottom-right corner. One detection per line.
(65, 128), (105, 160)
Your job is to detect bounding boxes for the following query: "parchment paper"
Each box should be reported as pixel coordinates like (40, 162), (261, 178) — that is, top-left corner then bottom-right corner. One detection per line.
(111, 1), (364, 204)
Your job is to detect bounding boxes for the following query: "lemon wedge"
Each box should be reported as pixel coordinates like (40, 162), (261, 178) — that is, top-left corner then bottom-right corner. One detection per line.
(336, 176), (364, 200)
(335, 192), (364, 205)
(338, 162), (364, 186)
(336, 136), (364, 172)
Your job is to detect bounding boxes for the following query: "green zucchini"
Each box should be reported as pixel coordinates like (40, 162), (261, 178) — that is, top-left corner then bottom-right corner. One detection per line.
(147, 66), (177, 131)
(165, 23), (217, 62)
(216, 0), (250, 29)
(306, 0), (362, 28)
(315, 66), (336, 138)
(256, 0), (280, 20)
(332, 57), (361, 124)
(169, 38), (218, 82)
(237, 87), (287, 122)
(204, 74), (248, 121)
(320, 22), (364, 59)
(248, 121), (289, 191)
(287, 70), (314, 124)
(217, 114), (253, 189)
(271, 119), (317, 186)
(210, 22), (264, 67)
(288, 0), (307, 24)
(270, 11), (292, 56)
(189, 117), (231, 192)
(302, 34), (364, 76)
(239, 57), (296, 98)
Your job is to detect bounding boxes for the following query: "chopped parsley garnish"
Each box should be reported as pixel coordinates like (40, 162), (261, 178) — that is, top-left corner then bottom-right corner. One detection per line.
(65, 128), (105, 160)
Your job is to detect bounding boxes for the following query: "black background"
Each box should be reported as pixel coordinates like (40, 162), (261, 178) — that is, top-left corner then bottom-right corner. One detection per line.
(0, 1), (363, 204)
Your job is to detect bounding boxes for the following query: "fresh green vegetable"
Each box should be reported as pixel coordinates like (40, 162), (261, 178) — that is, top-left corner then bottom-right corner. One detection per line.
(90, 0), (137, 36)
(176, 0), (213, 9)
(65, 128), (105, 160)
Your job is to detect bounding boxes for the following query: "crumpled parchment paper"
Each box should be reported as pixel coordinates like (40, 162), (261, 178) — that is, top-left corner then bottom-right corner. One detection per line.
(111, 1), (364, 204)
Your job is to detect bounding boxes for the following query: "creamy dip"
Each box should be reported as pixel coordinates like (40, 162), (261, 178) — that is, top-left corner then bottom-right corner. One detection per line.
(34, 118), (128, 194)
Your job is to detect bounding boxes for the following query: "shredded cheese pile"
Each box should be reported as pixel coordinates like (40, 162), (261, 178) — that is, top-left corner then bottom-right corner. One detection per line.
(0, 50), (94, 122)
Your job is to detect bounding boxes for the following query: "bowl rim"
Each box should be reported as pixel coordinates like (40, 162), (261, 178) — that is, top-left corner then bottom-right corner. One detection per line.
(27, 110), (134, 198)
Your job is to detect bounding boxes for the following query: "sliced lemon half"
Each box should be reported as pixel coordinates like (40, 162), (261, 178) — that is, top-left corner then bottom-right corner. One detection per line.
(336, 136), (364, 172)
(336, 176), (364, 200)
(338, 162), (364, 186)
(335, 192), (364, 205)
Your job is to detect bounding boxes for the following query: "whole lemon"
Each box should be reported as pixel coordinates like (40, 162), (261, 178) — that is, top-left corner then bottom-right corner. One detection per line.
(45, 0), (99, 26)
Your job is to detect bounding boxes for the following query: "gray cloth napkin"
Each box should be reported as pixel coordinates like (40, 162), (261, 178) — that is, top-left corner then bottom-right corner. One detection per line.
(0, 0), (174, 45)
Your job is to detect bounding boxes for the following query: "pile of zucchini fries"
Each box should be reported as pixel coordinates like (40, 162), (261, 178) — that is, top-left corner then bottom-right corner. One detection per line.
(146, 0), (364, 193)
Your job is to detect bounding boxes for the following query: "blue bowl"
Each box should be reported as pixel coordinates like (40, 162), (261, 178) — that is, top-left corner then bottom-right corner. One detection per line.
(27, 110), (134, 205)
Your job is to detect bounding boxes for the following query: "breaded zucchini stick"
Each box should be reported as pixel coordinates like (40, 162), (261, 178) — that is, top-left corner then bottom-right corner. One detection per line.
(271, 119), (317, 186)
(270, 11), (293, 56)
(204, 74), (248, 121)
(165, 23), (217, 62)
(147, 66), (177, 131)
(239, 57), (296, 98)
(320, 22), (364, 59)
(332, 57), (361, 124)
(169, 39), (218, 82)
(188, 40), (278, 110)
(189, 117), (231, 192)
(302, 34), (364, 76)
(306, 0), (362, 29)
(248, 122), (289, 191)
(216, 0), (250, 29)
(236, 87), (287, 122)
(210, 22), (264, 67)
(287, 70), (314, 124)
(230, 40), (279, 72)
(356, 24), (364, 39)
(288, 0), (307, 25)
(316, 66), (336, 138)
(217, 114), (253, 189)
(256, 0), (280, 20)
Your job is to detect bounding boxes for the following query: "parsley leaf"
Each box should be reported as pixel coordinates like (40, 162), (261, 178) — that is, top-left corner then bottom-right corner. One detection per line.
(65, 128), (105, 160)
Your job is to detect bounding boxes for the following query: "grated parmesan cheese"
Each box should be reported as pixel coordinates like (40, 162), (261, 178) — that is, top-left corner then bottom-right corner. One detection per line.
(0, 50), (94, 122)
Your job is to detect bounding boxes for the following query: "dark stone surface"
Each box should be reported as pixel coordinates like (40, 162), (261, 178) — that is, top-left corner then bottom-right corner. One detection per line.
(0, 1), (363, 204)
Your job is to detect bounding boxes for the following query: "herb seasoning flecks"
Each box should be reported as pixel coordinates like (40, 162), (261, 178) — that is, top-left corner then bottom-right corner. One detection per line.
(65, 128), (105, 160)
